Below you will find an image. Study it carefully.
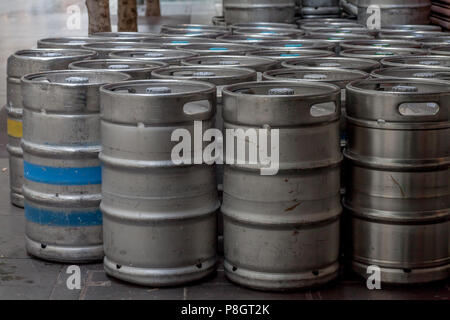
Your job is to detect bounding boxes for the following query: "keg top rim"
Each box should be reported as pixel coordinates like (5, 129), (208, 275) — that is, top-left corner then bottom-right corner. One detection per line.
(177, 42), (256, 51)
(255, 39), (335, 49)
(231, 22), (297, 29)
(371, 67), (450, 80)
(93, 31), (158, 38)
(263, 68), (368, 83)
(217, 34), (292, 42)
(181, 54), (278, 67)
(69, 59), (168, 71)
(380, 55), (450, 68)
(81, 42), (164, 50)
(101, 79), (216, 96)
(161, 23), (228, 31)
(223, 80), (341, 98)
(11, 48), (96, 59)
(37, 36), (109, 45)
(151, 65), (257, 80)
(303, 33), (374, 40)
(347, 78), (450, 95)
(281, 56), (380, 69)
(109, 48), (198, 60)
(22, 70), (131, 86)
(247, 49), (334, 59)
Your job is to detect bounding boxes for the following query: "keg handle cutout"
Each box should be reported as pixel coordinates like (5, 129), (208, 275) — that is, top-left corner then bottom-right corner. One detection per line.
(398, 102), (439, 116)
(33, 76), (51, 83)
(310, 101), (336, 117)
(183, 100), (212, 117)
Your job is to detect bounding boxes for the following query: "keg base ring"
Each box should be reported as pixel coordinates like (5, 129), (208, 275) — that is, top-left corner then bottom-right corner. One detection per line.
(11, 192), (24, 208)
(224, 260), (339, 291)
(104, 256), (217, 287)
(26, 236), (103, 263)
(352, 261), (450, 285)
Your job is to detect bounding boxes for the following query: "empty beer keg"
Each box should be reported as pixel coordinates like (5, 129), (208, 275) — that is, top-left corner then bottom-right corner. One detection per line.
(344, 78), (450, 284)
(247, 49), (335, 62)
(380, 56), (450, 68)
(37, 36), (117, 49)
(340, 48), (426, 61)
(6, 49), (97, 208)
(101, 80), (219, 286)
(81, 42), (164, 59)
(340, 39), (422, 51)
(217, 34), (292, 44)
(22, 70), (130, 263)
(255, 39), (336, 51)
(176, 43), (256, 56)
(371, 67), (450, 80)
(222, 81), (342, 290)
(223, 0), (296, 24)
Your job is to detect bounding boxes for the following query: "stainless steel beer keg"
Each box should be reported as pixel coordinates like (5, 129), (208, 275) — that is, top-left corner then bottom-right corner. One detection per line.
(222, 81), (342, 290)
(100, 80), (219, 286)
(22, 70), (130, 263)
(109, 49), (198, 65)
(6, 49), (97, 207)
(281, 56), (380, 73)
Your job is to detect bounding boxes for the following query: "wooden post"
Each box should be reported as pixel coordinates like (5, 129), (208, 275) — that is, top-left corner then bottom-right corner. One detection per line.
(146, 0), (161, 17)
(118, 0), (138, 32)
(86, 0), (111, 35)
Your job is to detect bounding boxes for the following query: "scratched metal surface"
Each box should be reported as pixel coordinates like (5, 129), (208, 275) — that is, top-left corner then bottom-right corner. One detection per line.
(0, 0), (448, 300)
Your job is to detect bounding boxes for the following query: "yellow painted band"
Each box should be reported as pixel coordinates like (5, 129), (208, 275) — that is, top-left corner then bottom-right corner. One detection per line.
(7, 118), (23, 138)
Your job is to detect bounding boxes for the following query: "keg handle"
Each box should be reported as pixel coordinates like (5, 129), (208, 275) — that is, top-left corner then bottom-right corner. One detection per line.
(183, 99), (213, 118)
(310, 101), (337, 117)
(398, 102), (440, 116)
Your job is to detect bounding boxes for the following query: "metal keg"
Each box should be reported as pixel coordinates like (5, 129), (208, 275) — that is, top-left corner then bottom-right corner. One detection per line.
(307, 27), (376, 37)
(6, 49), (97, 208)
(176, 43), (256, 56)
(430, 45), (450, 56)
(262, 68), (368, 148)
(109, 49), (198, 65)
(357, 0), (431, 26)
(297, 18), (356, 26)
(93, 32), (157, 41)
(378, 31), (448, 40)
(233, 27), (304, 38)
(281, 57), (380, 73)
(223, 0), (296, 24)
(419, 36), (450, 49)
(160, 24), (228, 33)
(37, 36), (118, 49)
(231, 22), (297, 31)
(301, 6), (341, 17)
(340, 48), (427, 61)
(81, 42), (164, 59)
(143, 36), (222, 47)
(181, 55), (279, 79)
(300, 22), (363, 31)
(372, 67), (450, 80)
(344, 78), (450, 284)
(100, 80), (219, 286)
(340, 39), (422, 51)
(21, 70), (130, 263)
(247, 49), (334, 62)
(69, 59), (168, 79)
(222, 81), (342, 290)
(255, 39), (336, 51)
(383, 24), (442, 32)
(217, 34), (292, 44)
(151, 66), (258, 253)
(380, 56), (450, 68)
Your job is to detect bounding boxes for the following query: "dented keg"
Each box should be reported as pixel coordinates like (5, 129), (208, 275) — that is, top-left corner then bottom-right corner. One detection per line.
(100, 80), (219, 286)
(344, 78), (450, 284)
(21, 70), (130, 263)
(109, 49), (198, 65)
(281, 57), (380, 73)
(222, 81), (342, 290)
(380, 56), (450, 68)
(176, 43), (256, 56)
(81, 42), (164, 59)
(6, 49), (97, 208)
(371, 67), (450, 80)
(223, 0), (296, 24)
(69, 59), (168, 79)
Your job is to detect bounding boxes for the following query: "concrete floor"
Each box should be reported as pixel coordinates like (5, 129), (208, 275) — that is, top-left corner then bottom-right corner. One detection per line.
(0, 0), (449, 300)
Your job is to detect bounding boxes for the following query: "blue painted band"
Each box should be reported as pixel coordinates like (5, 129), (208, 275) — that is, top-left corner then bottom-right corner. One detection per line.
(171, 41), (189, 44)
(285, 44), (303, 47)
(281, 54), (300, 57)
(24, 161), (101, 186)
(25, 205), (102, 227)
(209, 47), (228, 51)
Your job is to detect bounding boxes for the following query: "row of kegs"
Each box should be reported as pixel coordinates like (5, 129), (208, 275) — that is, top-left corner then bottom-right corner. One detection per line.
(5, 20), (449, 290)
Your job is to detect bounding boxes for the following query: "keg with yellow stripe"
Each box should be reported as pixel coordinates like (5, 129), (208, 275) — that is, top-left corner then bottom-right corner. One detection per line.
(6, 48), (97, 207)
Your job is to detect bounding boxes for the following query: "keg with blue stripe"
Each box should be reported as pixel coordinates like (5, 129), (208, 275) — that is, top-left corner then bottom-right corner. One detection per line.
(6, 49), (97, 208)
(21, 70), (130, 263)
(100, 80), (219, 286)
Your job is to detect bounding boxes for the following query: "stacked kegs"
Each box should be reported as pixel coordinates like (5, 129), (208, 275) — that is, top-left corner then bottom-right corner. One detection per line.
(22, 70), (129, 263)
(301, 0), (341, 19)
(223, 0), (296, 24)
(222, 81), (342, 290)
(6, 49), (97, 207)
(344, 78), (450, 284)
(100, 80), (219, 286)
